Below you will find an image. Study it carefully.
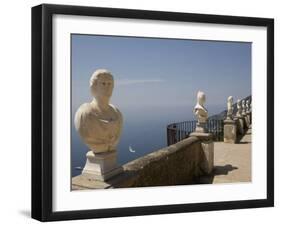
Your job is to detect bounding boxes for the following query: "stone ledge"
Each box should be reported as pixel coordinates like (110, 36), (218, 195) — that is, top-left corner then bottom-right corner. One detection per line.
(72, 136), (206, 190)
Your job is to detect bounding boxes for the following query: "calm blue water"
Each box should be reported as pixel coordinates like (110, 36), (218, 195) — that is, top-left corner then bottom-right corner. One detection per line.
(71, 104), (224, 177)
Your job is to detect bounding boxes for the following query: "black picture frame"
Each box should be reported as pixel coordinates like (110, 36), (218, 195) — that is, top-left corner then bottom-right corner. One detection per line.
(32, 3), (274, 222)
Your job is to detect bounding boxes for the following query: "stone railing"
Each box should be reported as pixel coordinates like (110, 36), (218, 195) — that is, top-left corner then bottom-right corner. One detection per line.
(72, 136), (211, 189)
(224, 105), (252, 143)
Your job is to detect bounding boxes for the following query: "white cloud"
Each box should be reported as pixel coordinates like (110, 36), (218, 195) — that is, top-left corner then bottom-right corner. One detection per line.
(115, 79), (165, 86)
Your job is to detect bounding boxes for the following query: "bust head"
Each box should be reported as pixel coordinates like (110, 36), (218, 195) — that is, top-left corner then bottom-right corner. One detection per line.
(197, 91), (206, 106)
(228, 96), (233, 103)
(90, 69), (114, 104)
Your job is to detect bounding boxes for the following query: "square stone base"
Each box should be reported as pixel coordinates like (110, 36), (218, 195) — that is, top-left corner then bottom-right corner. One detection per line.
(82, 150), (123, 181)
(224, 120), (237, 143)
(242, 113), (249, 129)
(245, 114), (251, 128)
(247, 112), (252, 124)
(201, 141), (214, 174)
(235, 117), (245, 135)
(195, 122), (207, 133)
(190, 132), (214, 174)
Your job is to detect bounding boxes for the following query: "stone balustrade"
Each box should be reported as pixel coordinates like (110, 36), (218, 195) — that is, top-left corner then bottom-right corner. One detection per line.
(72, 136), (210, 189)
(224, 97), (251, 143)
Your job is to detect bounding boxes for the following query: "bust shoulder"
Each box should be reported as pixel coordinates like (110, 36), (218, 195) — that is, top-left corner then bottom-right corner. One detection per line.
(77, 102), (94, 113)
(108, 104), (116, 112)
(74, 103), (95, 130)
(109, 104), (123, 119)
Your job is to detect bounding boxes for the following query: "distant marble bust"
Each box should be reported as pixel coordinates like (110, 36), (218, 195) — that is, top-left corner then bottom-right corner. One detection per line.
(236, 99), (242, 117)
(242, 100), (246, 115)
(193, 91), (208, 123)
(246, 100), (250, 113)
(74, 69), (123, 153)
(226, 96), (234, 120)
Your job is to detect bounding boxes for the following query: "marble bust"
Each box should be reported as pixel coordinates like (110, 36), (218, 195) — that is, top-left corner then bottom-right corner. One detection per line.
(193, 91), (208, 124)
(190, 91), (213, 174)
(226, 96), (234, 120)
(74, 69), (123, 153)
(242, 99), (246, 115)
(246, 100), (250, 113)
(236, 99), (242, 117)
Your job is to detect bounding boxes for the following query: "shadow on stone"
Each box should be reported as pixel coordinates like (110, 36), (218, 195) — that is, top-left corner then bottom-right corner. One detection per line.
(195, 164), (238, 184)
(236, 133), (251, 143)
(237, 141), (250, 144)
(236, 134), (244, 142)
(196, 175), (214, 184)
(213, 164), (238, 175)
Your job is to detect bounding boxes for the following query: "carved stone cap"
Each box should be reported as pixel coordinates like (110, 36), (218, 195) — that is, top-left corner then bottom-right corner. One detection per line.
(190, 132), (213, 142)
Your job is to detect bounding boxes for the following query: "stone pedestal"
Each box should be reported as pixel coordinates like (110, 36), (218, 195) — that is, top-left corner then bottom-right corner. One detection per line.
(246, 112), (251, 125)
(190, 132), (214, 174)
(250, 112), (252, 124)
(195, 122), (207, 133)
(223, 119), (237, 143)
(82, 150), (123, 181)
(235, 116), (245, 135)
(244, 115), (250, 128)
(242, 113), (248, 129)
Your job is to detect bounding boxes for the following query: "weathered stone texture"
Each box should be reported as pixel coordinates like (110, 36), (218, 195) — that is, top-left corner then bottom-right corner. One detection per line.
(72, 136), (206, 190)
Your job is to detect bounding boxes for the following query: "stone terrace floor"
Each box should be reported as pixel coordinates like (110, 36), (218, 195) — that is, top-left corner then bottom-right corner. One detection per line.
(199, 126), (252, 184)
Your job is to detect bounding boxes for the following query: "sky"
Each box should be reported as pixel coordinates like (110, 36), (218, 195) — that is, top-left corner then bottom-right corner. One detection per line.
(71, 34), (251, 122)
